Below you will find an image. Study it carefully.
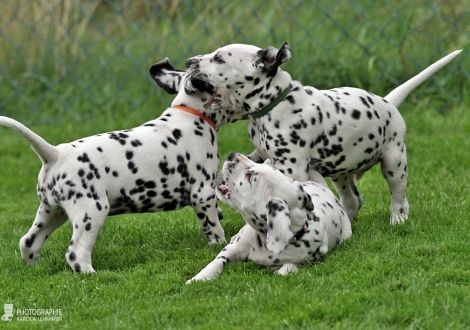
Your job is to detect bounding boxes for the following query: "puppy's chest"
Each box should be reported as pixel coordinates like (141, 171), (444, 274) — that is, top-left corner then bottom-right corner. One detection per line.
(244, 212), (268, 235)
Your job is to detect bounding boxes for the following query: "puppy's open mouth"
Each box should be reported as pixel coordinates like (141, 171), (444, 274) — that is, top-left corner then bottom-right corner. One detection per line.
(203, 88), (220, 109)
(185, 75), (219, 109)
(217, 183), (232, 200)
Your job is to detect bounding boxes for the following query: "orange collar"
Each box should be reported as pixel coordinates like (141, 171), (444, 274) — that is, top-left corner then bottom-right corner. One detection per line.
(173, 105), (216, 131)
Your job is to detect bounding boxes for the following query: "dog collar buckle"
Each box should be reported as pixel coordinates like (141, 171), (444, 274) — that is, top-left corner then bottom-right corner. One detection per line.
(289, 221), (308, 244)
(173, 105), (217, 130)
(251, 83), (293, 119)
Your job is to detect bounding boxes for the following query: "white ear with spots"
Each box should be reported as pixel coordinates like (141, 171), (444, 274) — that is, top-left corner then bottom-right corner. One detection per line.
(149, 58), (185, 94)
(265, 197), (293, 254)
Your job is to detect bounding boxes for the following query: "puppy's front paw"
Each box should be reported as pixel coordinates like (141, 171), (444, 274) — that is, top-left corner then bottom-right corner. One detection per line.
(206, 234), (227, 245)
(390, 212), (408, 225)
(276, 263), (298, 275)
(186, 275), (210, 284)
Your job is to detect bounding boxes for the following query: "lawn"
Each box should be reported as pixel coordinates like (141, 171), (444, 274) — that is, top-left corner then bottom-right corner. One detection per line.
(1, 92), (469, 329)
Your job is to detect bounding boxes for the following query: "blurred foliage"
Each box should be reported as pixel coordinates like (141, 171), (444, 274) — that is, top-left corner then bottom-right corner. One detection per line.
(0, 0), (468, 124)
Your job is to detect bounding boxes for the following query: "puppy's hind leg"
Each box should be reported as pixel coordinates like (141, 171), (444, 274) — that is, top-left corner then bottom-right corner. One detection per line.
(20, 204), (68, 266)
(65, 202), (109, 273)
(332, 174), (363, 220)
(381, 144), (409, 224)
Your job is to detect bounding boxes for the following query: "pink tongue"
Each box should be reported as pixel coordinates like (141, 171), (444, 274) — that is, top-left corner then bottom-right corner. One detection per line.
(203, 89), (219, 109)
(203, 99), (212, 109)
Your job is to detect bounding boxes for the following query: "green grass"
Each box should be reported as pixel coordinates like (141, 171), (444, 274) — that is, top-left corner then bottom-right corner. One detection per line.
(1, 99), (470, 329)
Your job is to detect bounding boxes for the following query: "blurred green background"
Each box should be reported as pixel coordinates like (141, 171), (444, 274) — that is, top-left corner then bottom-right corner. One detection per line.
(1, 0), (468, 125)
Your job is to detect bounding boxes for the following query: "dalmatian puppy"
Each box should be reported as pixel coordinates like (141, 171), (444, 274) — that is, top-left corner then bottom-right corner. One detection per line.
(186, 152), (351, 282)
(185, 43), (461, 224)
(0, 58), (241, 273)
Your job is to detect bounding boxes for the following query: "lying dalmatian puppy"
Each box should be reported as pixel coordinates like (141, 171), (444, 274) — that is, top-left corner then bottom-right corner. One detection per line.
(0, 58), (239, 273)
(186, 152), (351, 283)
(185, 43), (461, 224)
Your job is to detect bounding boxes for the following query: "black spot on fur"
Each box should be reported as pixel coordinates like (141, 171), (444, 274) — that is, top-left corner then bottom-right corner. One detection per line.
(351, 110), (361, 120)
(77, 153), (90, 163)
(25, 234), (36, 248)
(286, 95), (295, 104)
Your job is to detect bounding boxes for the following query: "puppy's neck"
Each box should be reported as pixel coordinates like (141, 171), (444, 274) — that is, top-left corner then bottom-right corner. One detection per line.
(232, 69), (293, 115)
(170, 96), (238, 130)
(289, 207), (314, 233)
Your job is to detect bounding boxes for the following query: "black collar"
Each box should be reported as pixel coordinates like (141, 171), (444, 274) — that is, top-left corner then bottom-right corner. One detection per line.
(289, 221), (309, 244)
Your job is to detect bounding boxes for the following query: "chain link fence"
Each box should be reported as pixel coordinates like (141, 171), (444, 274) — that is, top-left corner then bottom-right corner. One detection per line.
(1, 0), (468, 124)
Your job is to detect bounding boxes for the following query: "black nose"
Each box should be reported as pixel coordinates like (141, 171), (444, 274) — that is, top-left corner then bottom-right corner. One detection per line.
(227, 152), (238, 161)
(185, 58), (197, 68)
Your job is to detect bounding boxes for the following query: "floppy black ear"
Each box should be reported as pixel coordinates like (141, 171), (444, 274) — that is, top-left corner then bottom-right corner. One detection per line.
(303, 192), (314, 211)
(184, 76), (215, 95)
(149, 58), (185, 94)
(296, 183), (314, 211)
(254, 42), (291, 76)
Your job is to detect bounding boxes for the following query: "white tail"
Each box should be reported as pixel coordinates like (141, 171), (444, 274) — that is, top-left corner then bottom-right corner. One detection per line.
(0, 116), (58, 164)
(384, 49), (462, 107)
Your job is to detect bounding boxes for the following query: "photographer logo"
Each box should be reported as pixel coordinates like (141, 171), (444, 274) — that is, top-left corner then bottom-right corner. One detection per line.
(2, 303), (62, 322)
(2, 304), (14, 322)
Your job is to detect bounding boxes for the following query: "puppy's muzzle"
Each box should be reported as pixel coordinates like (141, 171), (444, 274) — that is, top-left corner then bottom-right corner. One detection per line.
(218, 184), (231, 195)
(185, 58), (199, 69)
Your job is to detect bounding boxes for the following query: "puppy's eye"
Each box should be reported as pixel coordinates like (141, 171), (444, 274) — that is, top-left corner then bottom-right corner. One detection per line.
(244, 171), (255, 183)
(213, 54), (225, 64)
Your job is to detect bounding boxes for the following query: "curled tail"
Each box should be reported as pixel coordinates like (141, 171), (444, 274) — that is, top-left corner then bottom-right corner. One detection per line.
(384, 49), (462, 108)
(0, 116), (58, 164)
